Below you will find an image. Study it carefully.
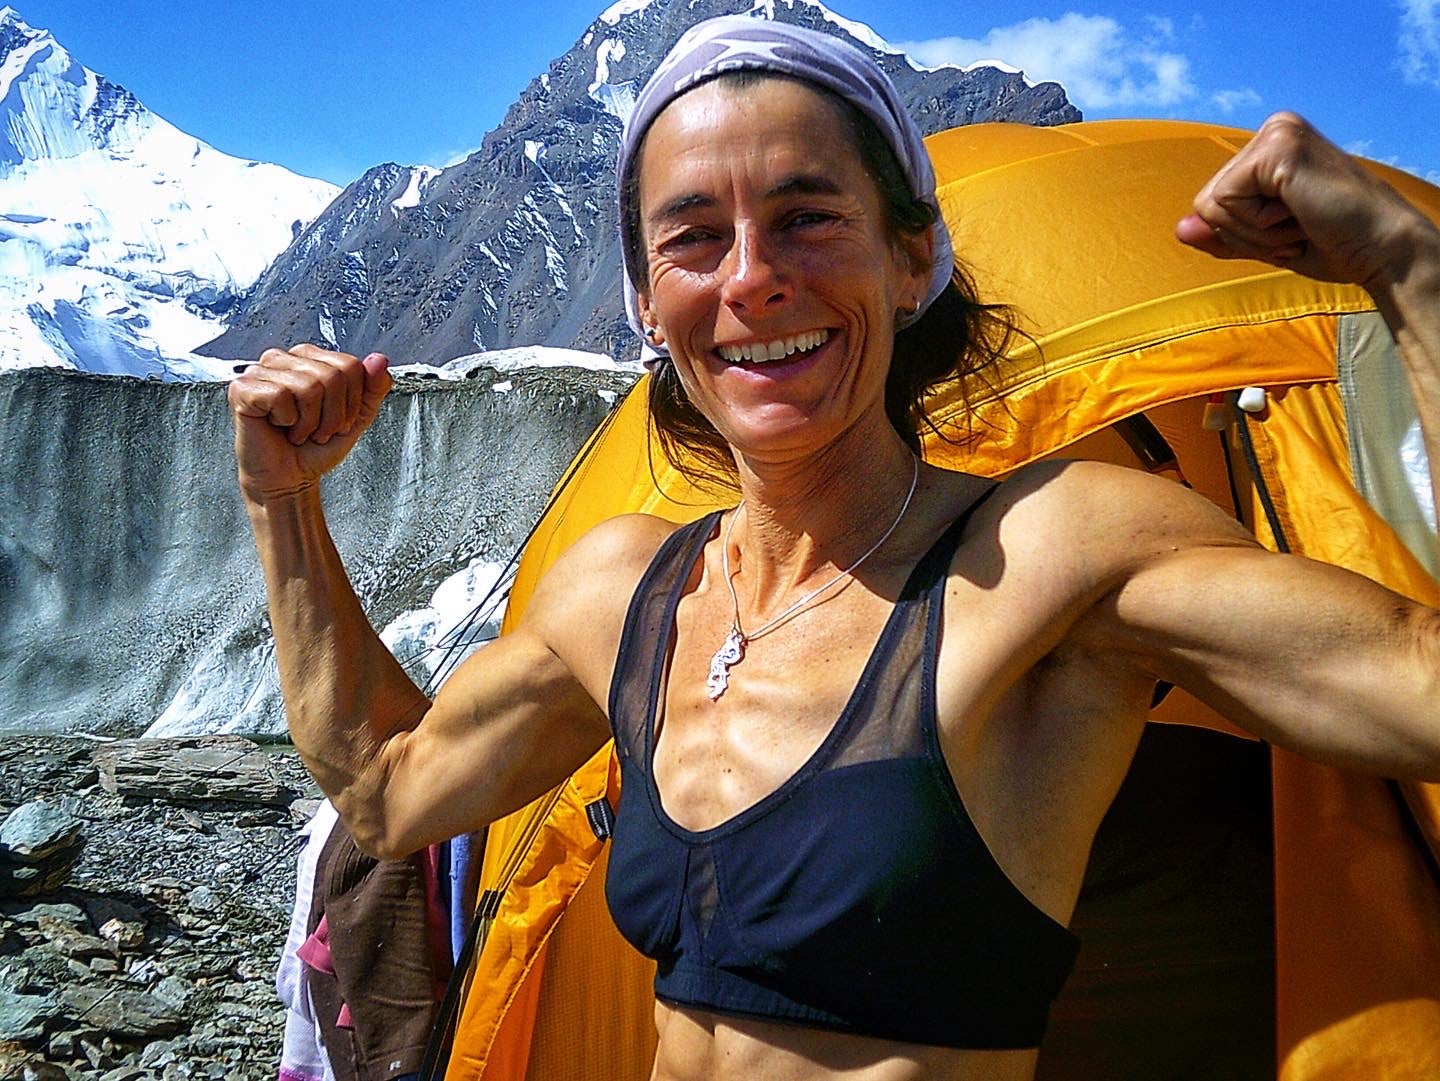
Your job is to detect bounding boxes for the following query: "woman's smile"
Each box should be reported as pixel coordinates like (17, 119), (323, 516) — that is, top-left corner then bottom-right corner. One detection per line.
(716, 328), (831, 365)
(711, 326), (840, 387)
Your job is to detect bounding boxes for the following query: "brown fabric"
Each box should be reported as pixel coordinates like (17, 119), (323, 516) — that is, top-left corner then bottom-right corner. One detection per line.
(307, 815), (440, 1081)
(309, 818), (360, 1081)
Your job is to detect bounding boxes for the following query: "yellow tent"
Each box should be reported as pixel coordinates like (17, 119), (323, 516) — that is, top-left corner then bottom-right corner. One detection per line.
(442, 120), (1440, 1080)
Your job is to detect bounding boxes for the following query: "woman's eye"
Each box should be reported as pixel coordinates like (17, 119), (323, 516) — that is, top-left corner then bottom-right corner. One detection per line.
(786, 211), (834, 228)
(663, 229), (714, 249)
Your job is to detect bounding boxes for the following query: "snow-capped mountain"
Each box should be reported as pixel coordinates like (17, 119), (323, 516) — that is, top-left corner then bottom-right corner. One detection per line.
(0, 7), (338, 380)
(203, 0), (1079, 368)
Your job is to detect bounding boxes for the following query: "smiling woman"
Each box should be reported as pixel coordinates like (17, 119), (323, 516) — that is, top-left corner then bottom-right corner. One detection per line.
(635, 77), (927, 465)
(225, 12), (1440, 1081)
(618, 60), (1016, 484)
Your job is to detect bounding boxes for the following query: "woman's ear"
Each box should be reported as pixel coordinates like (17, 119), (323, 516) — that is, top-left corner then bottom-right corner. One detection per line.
(899, 222), (938, 290)
(637, 293), (665, 346)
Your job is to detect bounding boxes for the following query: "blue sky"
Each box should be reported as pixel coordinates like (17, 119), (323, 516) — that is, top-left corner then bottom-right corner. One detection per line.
(13, 1), (1440, 187)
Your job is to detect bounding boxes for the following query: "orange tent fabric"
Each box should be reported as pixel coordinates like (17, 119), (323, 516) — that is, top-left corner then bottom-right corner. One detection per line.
(445, 120), (1440, 1080)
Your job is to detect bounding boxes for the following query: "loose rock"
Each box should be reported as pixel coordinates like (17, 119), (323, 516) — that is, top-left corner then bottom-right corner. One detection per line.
(0, 801), (84, 899)
(0, 802), (84, 862)
(36, 916), (113, 961)
(60, 985), (185, 1040)
(11, 904), (86, 931)
(0, 859), (75, 900)
(0, 987), (54, 1042)
(1, 734), (319, 1080)
(92, 736), (294, 807)
(96, 919), (142, 952)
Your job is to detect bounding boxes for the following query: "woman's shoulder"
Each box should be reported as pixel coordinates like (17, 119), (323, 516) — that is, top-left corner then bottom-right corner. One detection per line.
(518, 512), (700, 652)
(541, 512), (692, 581)
(572, 511), (704, 567)
(928, 461), (1260, 682)
(527, 512), (710, 613)
(971, 458), (1257, 575)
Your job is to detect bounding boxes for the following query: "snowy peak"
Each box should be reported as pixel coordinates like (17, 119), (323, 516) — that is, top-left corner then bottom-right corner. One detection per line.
(0, 7), (339, 379)
(575, 0), (1006, 127)
(593, 0), (890, 48)
(749, 0), (903, 57)
(0, 7), (155, 170)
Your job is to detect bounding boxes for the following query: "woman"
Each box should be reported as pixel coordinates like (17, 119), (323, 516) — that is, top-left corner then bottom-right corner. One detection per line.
(230, 16), (1440, 1081)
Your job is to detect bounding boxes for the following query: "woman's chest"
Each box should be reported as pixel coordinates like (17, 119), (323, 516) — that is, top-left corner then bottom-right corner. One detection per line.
(648, 552), (1079, 833)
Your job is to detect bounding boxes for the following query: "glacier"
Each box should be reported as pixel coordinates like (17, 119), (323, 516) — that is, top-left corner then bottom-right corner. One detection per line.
(0, 363), (635, 738)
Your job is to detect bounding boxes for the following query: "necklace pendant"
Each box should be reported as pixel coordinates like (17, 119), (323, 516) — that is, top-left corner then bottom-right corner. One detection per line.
(706, 627), (746, 700)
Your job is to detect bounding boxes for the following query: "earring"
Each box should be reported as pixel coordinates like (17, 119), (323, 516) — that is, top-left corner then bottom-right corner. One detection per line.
(643, 325), (659, 342)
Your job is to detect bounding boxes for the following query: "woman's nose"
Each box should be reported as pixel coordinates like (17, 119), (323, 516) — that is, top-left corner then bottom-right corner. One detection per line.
(720, 228), (789, 312)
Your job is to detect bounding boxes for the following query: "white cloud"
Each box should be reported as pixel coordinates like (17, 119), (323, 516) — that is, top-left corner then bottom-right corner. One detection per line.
(1399, 0), (1440, 86)
(434, 143), (484, 170)
(1144, 15), (1176, 40)
(1211, 88), (1262, 113)
(898, 13), (1196, 110)
(1345, 140), (1440, 185)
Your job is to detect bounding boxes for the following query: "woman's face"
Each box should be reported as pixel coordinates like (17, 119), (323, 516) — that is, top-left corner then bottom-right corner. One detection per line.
(635, 77), (931, 463)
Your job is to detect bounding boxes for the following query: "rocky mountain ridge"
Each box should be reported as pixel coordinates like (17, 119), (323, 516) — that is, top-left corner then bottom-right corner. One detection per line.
(201, 0), (1080, 368)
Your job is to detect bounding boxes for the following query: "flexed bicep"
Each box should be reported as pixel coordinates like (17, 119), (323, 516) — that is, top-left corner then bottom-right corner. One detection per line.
(1039, 460), (1440, 780)
(1104, 539), (1440, 781)
(364, 623), (612, 859)
(347, 510), (679, 858)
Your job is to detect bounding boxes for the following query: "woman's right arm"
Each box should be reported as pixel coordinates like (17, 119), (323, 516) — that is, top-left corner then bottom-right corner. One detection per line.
(230, 345), (622, 858)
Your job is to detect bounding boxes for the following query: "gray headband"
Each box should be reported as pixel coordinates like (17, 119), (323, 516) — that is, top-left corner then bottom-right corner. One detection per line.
(617, 14), (954, 354)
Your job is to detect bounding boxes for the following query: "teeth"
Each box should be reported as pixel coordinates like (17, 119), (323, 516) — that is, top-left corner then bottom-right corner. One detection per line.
(718, 329), (830, 364)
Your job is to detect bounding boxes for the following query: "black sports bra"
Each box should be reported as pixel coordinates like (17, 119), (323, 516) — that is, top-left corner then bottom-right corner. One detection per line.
(605, 493), (1079, 1049)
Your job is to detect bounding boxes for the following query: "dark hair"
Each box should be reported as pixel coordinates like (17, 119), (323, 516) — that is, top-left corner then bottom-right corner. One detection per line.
(624, 71), (1018, 489)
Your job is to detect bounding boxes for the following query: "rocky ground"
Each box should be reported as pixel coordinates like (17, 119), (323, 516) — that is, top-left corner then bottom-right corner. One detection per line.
(0, 734), (323, 1081)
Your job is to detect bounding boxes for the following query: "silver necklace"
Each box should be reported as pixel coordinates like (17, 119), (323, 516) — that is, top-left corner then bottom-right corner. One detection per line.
(706, 457), (920, 701)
